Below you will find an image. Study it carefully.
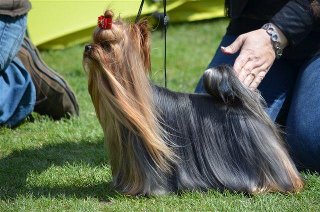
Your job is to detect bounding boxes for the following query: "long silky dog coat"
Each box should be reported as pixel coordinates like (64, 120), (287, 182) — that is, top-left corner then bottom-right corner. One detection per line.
(83, 10), (303, 196)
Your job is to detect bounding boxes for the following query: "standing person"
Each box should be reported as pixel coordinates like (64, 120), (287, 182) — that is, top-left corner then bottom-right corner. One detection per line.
(0, 0), (79, 128)
(195, 0), (320, 171)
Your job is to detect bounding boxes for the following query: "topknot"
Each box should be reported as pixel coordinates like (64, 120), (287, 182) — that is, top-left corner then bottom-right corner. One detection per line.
(97, 10), (114, 30)
(94, 10), (122, 43)
(104, 10), (114, 19)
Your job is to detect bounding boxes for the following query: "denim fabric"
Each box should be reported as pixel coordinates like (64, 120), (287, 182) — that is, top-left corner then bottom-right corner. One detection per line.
(286, 56), (320, 171)
(0, 15), (35, 127)
(195, 35), (320, 172)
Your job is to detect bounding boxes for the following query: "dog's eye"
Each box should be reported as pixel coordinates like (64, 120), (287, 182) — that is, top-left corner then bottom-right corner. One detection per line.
(101, 41), (111, 51)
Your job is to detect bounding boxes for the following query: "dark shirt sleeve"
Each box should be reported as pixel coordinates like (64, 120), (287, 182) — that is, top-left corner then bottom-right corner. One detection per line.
(271, 0), (320, 46)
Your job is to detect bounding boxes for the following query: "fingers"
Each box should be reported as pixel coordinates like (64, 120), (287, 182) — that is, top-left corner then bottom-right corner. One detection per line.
(233, 54), (250, 75)
(221, 34), (246, 55)
(249, 68), (269, 90)
(219, 31), (274, 90)
(243, 73), (255, 87)
(241, 67), (268, 90)
(238, 59), (263, 82)
(221, 34), (251, 74)
(237, 60), (269, 89)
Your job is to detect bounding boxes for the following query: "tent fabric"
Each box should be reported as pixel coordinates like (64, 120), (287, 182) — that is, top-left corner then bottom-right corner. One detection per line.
(27, 0), (224, 49)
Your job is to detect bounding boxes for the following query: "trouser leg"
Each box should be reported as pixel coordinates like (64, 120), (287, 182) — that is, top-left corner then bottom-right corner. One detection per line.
(286, 55), (320, 172)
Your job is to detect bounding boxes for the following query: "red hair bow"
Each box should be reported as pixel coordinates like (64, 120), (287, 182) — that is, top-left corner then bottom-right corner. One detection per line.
(98, 15), (112, 29)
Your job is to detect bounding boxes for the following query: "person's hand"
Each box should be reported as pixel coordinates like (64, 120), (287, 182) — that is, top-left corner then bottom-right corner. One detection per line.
(221, 29), (276, 90)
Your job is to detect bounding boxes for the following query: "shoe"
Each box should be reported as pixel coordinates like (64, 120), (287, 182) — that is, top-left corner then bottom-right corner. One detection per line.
(17, 37), (79, 120)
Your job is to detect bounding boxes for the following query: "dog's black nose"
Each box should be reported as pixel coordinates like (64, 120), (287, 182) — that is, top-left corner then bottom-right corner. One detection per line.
(85, 44), (93, 52)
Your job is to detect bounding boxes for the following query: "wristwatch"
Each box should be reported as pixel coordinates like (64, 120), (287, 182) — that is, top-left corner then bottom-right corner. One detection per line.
(262, 23), (287, 59)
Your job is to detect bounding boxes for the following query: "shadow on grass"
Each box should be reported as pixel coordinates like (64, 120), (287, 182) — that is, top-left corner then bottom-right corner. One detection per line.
(0, 139), (118, 201)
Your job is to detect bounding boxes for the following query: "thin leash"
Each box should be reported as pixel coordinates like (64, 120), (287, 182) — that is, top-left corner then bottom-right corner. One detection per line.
(163, 0), (167, 88)
(135, 0), (145, 23)
(135, 0), (168, 88)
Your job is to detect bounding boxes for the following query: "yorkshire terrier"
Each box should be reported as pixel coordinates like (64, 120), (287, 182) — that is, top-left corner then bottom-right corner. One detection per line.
(83, 10), (303, 196)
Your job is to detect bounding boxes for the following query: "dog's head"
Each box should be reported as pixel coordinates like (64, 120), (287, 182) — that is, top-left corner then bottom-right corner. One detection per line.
(82, 10), (152, 115)
(83, 10), (151, 79)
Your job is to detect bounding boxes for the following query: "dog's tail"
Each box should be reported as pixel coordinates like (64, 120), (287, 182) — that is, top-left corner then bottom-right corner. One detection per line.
(203, 65), (270, 121)
(203, 65), (251, 104)
(203, 65), (303, 193)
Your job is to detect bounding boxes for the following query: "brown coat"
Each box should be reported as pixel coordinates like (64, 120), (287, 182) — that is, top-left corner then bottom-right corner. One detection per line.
(0, 0), (31, 17)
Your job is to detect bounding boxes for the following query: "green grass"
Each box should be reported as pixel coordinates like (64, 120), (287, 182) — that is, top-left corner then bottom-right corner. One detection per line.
(1, 19), (320, 211)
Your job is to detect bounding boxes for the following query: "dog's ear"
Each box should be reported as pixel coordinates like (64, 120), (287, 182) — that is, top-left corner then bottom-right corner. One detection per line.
(137, 19), (151, 71)
(137, 19), (149, 38)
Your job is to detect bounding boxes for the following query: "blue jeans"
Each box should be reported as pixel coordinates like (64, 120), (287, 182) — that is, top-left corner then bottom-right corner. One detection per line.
(195, 35), (320, 172)
(0, 15), (35, 127)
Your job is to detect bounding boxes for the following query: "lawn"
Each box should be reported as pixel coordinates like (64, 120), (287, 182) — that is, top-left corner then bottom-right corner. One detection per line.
(1, 19), (320, 211)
